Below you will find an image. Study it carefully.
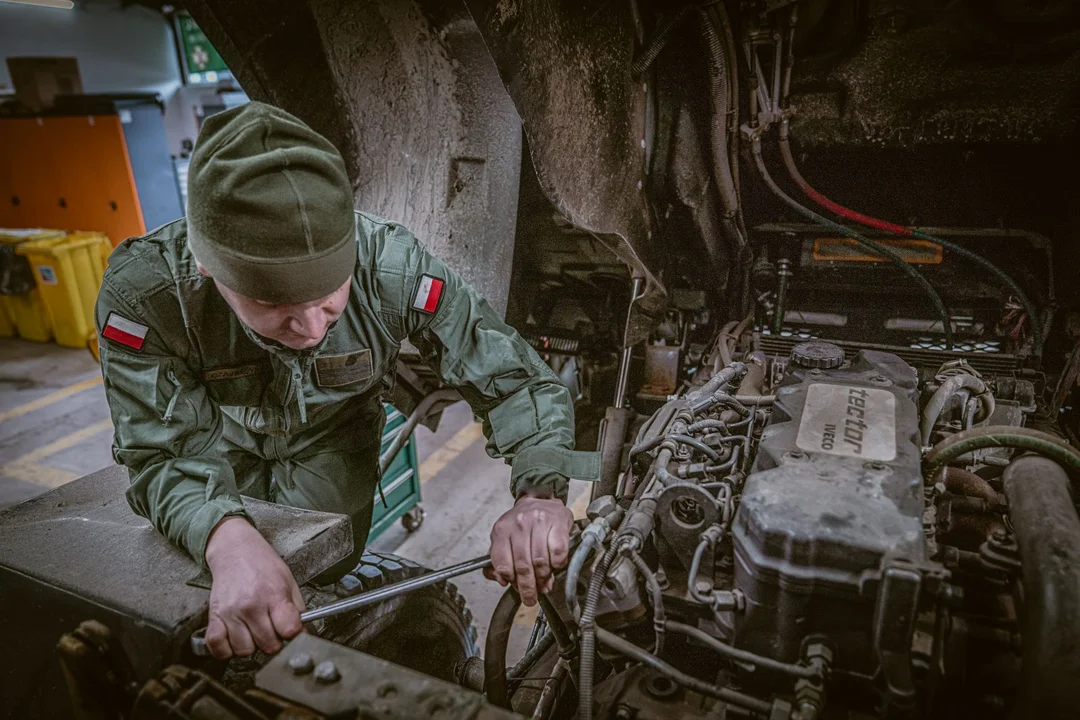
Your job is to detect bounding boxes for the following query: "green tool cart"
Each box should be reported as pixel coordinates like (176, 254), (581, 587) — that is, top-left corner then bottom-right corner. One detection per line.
(369, 404), (425, 541)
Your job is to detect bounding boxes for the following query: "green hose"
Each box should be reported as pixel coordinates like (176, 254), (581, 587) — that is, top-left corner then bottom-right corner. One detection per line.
(912, 229), (1042, 358)
(924, 425), (1080, 481)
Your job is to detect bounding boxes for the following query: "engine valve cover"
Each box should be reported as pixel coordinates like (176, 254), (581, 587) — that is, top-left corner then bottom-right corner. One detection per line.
(731, 349), (927, 674)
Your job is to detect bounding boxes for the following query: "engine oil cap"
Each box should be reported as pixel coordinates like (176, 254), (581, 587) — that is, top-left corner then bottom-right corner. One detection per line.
(791, 341), (845, 370)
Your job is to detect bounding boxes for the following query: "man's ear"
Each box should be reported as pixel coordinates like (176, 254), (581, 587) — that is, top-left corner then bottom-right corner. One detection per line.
(195, 261), (211, 278)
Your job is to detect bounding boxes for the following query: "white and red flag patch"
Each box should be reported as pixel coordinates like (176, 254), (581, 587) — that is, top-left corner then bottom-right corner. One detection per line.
(101, 312), (149, 351)
(412, 274), (445, 314)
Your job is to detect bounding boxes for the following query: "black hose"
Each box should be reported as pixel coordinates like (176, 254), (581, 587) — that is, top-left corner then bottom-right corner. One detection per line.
(578, 542), (621, 720)
(595, 628), (773, 715)
(629, 550), (666, 656)
(631, 6), (692, 77)
(911, 227), (1042, 357)
(1002, 456), (1080, 720)
(666, 621), (820, 680)
(484, 587), (521, 709)
(751, 136), (955, 350)
(537, 594), (575, 657)
(776, 123), (1041, 357)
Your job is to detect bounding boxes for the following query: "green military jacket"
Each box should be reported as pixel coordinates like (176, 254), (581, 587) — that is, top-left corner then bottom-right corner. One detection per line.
(95, 212), (598, 567)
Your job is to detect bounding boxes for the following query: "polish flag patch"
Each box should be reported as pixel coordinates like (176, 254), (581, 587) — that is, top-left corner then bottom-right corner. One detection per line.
(101, 312), (149, 351)
(412, 274), (445, 314)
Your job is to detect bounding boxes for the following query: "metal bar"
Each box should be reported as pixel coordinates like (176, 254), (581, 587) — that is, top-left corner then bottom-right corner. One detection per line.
(300, 554), (492, 622)
(190, 554), (492, 655)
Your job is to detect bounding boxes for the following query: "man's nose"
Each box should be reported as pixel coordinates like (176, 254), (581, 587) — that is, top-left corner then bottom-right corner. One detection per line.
(289, 305), (328, 338)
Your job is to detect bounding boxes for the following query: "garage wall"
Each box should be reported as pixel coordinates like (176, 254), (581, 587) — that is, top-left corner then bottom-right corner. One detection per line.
(0, 1), (181, 98)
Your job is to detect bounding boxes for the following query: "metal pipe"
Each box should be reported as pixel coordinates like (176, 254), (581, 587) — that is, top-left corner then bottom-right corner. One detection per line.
(666, 621), (819, 680)
(595, 628), (774, 715)
(380, 388), (460, 473)
(772, 258), (792, 336)
(537, 595), (574, 657)
(484, 587), (521, 709)
(506, 631), (555, 690)
(1003, 456), (1080, 720)
(614, 276), (646, 409)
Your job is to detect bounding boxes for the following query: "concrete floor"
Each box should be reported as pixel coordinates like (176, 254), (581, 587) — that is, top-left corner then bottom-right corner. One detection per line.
(0, 337), (589, 662)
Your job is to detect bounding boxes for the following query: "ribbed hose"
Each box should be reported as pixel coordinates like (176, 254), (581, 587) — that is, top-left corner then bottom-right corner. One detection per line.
(699, 6), (746, 250)
(751, 136), (955, 349)
(578, 542), (622, 720)
(776, 122), (1042, 357)
(631, 5), (692, 77)
(924, 425), (1080, 480)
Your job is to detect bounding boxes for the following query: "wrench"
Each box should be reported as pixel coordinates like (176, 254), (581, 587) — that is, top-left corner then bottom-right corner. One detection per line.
(190, 554), (492, 656)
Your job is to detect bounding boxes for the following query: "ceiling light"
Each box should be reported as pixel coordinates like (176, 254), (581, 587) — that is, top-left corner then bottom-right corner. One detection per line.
(0, 0), (76, 9)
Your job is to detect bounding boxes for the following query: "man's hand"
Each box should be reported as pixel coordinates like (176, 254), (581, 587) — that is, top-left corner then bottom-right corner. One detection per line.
(487, 495), (574, 606)
(204, 516), (305, 659)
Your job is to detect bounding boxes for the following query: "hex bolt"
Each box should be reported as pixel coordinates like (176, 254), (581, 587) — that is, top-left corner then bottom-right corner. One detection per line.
(587, 495), (618, 521)
(288, 652), (314, 675)
(314, 660), (341, 684)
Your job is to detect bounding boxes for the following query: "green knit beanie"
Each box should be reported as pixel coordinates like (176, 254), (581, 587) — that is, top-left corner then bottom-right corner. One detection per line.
(186, 102), (356, 304)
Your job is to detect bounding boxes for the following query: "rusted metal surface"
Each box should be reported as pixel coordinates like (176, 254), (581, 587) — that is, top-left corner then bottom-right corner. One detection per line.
(184, 0), (522, 317)
(0, 465), (352, 719)
(788, 0), (1080, 147)
(463, 0), (668, 343)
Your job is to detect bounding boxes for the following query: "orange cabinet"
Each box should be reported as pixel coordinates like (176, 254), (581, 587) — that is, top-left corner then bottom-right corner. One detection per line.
(0, 114), (149, 246)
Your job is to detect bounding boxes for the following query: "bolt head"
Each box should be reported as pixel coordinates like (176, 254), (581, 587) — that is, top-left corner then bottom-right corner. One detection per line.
(288, 652), (314, 675)
(314, 660), (341, 684)
(586, 495), (617, 520)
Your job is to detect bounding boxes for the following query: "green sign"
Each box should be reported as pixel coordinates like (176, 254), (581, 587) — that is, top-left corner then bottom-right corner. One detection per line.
(177, 12), (229, 81)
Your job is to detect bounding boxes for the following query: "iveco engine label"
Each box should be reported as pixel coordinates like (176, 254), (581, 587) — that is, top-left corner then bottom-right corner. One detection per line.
(795, 384), (897, 461)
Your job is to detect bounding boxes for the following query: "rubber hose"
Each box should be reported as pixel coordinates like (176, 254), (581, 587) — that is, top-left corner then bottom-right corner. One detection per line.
(565, 535), (598, 621)
(595, 628), (773, 715)
(1003, 456), (1080, 720)
(752, 136), (954, 350)
(920, 374), (996, 446)
(484, 587), (521, 709)
(629, 550), (666, 656)
(578, 542), (621, 720)
(776, 121), (1040, 357)
(924, 426), (1080, 480)
(537, 594), (574, 656)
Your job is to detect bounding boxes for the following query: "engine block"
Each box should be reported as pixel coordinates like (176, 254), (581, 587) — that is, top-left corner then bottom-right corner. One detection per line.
(731, 347), (931, 678)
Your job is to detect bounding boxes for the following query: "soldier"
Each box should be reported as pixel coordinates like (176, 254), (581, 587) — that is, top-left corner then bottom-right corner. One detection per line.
(95, 102), (597, 660)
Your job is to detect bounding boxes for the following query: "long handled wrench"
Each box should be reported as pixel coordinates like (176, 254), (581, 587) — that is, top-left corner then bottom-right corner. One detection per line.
(190, 554), (492, 656)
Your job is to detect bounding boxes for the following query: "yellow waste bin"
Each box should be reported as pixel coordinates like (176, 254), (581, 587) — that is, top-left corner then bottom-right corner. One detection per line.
(0, 229), (64, 342)
(17, 232), (111, 348)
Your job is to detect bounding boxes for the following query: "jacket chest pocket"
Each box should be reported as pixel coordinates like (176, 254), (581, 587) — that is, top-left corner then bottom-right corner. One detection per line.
(203, 362), (272, 407)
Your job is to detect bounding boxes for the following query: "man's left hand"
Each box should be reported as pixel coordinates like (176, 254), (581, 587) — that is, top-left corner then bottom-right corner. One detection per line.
(487, 495), (574, 606)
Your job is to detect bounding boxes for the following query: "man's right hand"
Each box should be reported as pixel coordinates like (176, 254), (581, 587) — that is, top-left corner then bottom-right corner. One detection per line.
(204, 516), (305, 659)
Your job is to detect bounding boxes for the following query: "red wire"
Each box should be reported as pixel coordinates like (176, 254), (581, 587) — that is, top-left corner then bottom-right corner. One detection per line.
(794, 175), (914, 237)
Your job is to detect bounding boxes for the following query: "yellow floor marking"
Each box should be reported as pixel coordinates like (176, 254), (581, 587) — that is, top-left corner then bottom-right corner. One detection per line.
(0, 375), (103, 424)
(0, 418), (113, 488)
(417, 422), (486, 484)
